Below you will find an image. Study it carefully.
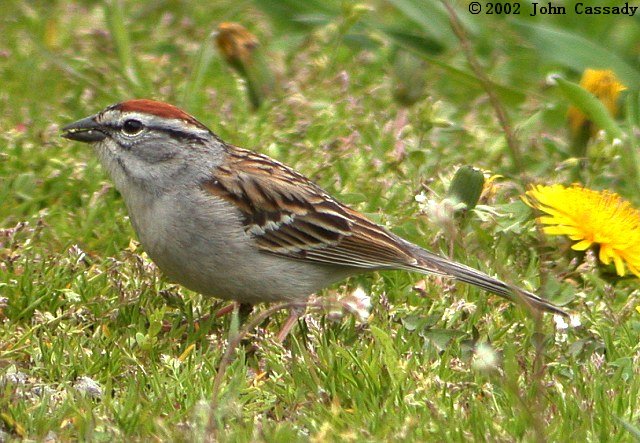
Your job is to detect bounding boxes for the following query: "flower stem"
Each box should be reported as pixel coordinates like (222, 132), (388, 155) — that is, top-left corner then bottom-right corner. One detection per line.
(441, 2), (524, 173)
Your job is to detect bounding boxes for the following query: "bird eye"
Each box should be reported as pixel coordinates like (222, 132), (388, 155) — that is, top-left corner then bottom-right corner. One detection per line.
(122, 119), (144, 136)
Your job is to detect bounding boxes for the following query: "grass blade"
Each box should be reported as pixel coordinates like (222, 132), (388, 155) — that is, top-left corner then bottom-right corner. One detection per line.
(554, 76), (624, 140)
(512, 20), (640, 88)
(624, 91), (640, 191)
(181, 30), (216, 111)
(616, 416), (640, 441)
(103, 0), (150, 94)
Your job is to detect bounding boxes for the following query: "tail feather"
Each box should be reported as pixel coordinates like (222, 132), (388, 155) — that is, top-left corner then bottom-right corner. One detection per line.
(408, 247), (568, 317)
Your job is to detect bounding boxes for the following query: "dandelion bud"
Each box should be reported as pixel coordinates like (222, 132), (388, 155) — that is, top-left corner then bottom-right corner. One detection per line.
(447, 166), (485, 211)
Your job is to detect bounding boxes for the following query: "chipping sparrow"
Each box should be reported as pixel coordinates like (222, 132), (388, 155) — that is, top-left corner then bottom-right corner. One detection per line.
(62, 99), (566, 336)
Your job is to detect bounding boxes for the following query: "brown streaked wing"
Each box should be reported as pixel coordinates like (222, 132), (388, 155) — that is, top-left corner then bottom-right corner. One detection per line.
(203, 145), (420, 269)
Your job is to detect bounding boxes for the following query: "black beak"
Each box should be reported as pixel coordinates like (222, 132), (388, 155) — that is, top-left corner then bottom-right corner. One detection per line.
(61, 115), (107, 143)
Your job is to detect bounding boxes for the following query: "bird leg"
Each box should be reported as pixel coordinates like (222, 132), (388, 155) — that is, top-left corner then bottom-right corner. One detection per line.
(216, 302), (305, 342)
(214, 303), (235, 317)
(215, 302), (253, 319)
(275, 304), (307, 342)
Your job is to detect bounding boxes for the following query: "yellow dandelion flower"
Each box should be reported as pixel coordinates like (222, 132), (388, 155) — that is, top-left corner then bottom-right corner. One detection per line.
(480, 172), (504, 201)
(524, 184), (640, 277)
(567, 69), (627, 136)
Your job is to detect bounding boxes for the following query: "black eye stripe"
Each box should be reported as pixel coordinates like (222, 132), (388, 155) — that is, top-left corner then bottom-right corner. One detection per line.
(100, 120), (208, 142)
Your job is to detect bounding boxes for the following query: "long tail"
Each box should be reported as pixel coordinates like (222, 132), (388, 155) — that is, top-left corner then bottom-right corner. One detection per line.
(407, 246), (568, 317)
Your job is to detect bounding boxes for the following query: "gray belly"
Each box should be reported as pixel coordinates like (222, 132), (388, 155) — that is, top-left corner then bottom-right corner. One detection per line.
(125, 189), (351, 304)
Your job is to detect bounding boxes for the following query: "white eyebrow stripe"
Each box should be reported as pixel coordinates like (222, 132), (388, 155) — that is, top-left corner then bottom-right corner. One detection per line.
(141, 114), (211, 135)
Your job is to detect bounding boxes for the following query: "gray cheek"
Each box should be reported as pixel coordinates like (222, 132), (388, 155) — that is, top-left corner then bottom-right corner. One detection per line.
(133, 135), (181, 164)
(92, 143), (131, 193)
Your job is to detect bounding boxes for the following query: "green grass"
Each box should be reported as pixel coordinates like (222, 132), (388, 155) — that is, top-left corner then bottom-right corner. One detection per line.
(2, 1), (640, 441)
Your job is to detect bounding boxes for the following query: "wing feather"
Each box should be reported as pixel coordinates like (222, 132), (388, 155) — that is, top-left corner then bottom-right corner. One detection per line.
(202, 145), (418, 269)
